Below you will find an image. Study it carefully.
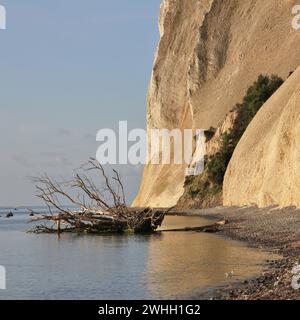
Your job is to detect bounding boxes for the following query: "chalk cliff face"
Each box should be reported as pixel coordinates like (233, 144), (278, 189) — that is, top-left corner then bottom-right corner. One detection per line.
(134, 0), (300, 208)
(224, 67), (300, 208)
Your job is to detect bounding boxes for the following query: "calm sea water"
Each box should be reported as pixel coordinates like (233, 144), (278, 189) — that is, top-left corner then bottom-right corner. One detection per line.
(0, 207), (278, 300)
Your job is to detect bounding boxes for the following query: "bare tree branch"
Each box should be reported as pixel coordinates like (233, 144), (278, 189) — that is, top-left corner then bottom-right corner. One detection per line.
(29, 159), (166, 234)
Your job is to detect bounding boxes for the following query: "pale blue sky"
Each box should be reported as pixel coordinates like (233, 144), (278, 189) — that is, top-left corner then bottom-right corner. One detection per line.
(0, 0), (161, 206)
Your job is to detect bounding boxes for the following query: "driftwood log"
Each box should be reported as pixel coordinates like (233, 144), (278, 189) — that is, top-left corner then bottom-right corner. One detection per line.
(159, 219), (228, 233)
(29, 158), (168, 234)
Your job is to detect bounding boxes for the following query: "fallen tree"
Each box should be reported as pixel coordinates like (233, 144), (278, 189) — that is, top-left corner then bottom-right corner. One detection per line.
(29, 159), (167, 234)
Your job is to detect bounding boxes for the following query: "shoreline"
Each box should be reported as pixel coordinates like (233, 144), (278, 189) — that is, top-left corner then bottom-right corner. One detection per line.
(171, 206), (300, 300)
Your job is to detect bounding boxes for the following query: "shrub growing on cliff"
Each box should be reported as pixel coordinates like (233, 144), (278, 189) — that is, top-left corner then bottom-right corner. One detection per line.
(207, 132), (235, 185)
(184, 74), (284, 201)
(207, 74), (284, 185)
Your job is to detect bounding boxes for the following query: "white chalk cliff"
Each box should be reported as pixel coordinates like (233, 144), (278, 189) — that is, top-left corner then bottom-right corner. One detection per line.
(134, 0), (300, 208)
(224, 67), (300, 208)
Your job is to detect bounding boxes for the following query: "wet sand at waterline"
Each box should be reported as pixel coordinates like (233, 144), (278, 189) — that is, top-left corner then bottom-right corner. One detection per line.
(173, 206), (300, 299)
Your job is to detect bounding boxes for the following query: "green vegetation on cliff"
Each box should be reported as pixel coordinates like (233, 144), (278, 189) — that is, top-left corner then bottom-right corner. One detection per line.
(180, 75), (284, 207)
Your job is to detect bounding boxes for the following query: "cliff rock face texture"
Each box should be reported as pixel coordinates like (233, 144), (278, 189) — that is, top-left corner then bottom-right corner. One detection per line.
(224, 67), (300, 207)
(134, 0), (300, 208)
